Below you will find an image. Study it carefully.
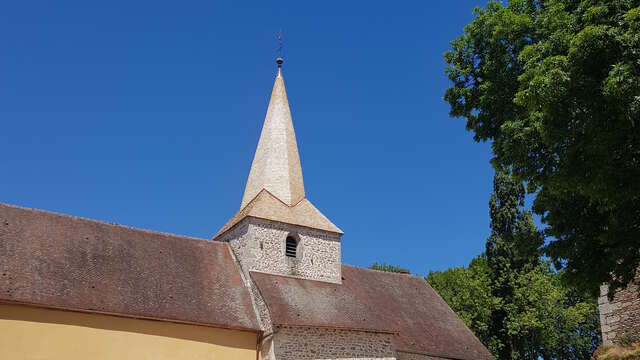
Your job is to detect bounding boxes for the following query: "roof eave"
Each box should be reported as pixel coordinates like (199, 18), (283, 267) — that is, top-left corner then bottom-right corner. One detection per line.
(0, 299), (263, 334)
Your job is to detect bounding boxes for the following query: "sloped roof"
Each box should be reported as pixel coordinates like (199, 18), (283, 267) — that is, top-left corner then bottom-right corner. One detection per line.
(0, 203), (261, 332)
(222, 66), (342, 238)
(241, 69), (305, 209)
(215, 189), (343, 238)
(251, 265), (493, 360)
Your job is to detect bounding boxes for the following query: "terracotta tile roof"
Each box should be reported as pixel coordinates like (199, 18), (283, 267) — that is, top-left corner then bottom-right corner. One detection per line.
(0, 203), (261, 332)
(251, 265), (494, 360)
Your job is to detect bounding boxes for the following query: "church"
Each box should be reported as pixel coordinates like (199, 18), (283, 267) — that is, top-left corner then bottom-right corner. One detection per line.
(0, 58), (493, 360)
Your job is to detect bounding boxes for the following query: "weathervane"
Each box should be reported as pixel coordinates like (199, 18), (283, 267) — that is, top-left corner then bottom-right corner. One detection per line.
(277, 30), (283, 68)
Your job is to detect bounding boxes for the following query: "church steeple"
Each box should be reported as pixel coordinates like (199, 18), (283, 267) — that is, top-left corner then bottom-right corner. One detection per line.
(215, 58), (341, 240)
(241, 59), (305, 209)
(215, 58), (342, 285)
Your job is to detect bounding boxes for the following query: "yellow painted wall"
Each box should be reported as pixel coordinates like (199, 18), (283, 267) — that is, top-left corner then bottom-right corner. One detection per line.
(0, 303), (257, 360)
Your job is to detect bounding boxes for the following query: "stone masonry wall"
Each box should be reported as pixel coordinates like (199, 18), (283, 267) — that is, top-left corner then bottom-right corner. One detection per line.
(219, 217), (342, 284)
(599, 272), (640, 344)
(217, 220), (252, 277)
(273, 326), (396, 360)
(218, 220), (273, 334)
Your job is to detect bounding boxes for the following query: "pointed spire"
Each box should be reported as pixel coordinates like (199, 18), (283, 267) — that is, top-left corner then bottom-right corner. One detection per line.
(215, 59), (342, 239)
(240, 60), (305, 209)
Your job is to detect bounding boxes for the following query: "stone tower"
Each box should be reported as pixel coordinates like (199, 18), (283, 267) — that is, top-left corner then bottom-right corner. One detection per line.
(214, 58), (343, 285)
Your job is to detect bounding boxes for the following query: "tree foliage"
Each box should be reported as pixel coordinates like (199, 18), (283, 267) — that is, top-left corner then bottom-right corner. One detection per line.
(427, 256), (495, 348)
(428, 171), (600, 359)
(444, 0), (640, 295)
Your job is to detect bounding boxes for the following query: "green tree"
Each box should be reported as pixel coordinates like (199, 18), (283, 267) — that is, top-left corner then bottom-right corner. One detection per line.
(428, 171), (600, 359)
(486, 170), (545, 359)
(444, 0), (640, 296)
(507, 265), (600, 360)
(429, 261), (600, 359)
(427, 256), (495, 350)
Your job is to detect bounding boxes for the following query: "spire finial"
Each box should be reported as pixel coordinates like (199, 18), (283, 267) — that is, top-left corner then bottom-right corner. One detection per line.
(276, 30), (284, 72)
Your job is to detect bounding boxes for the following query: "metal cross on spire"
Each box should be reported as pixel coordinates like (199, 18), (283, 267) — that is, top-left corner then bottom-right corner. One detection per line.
(277, 30), (283, 58)
(276, 30), (284, 69)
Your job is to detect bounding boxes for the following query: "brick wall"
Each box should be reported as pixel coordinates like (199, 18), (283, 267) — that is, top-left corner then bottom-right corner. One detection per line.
(599, 273), (640, 344)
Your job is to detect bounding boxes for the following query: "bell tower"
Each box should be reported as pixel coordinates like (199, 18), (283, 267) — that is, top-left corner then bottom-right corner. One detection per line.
(215, 58), (343, 284)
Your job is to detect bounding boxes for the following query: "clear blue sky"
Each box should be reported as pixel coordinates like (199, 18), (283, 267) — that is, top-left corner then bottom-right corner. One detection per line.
(0, 0), (492, 275)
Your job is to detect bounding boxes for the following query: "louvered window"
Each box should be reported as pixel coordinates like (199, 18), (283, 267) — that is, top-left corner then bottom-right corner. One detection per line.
(285, 236), (298, 258)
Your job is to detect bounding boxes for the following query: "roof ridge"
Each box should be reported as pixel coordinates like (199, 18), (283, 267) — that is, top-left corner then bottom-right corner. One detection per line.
(249, 264), (425, 284)
(0, 202), (210, 244)
(341, 263), (425, 280)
